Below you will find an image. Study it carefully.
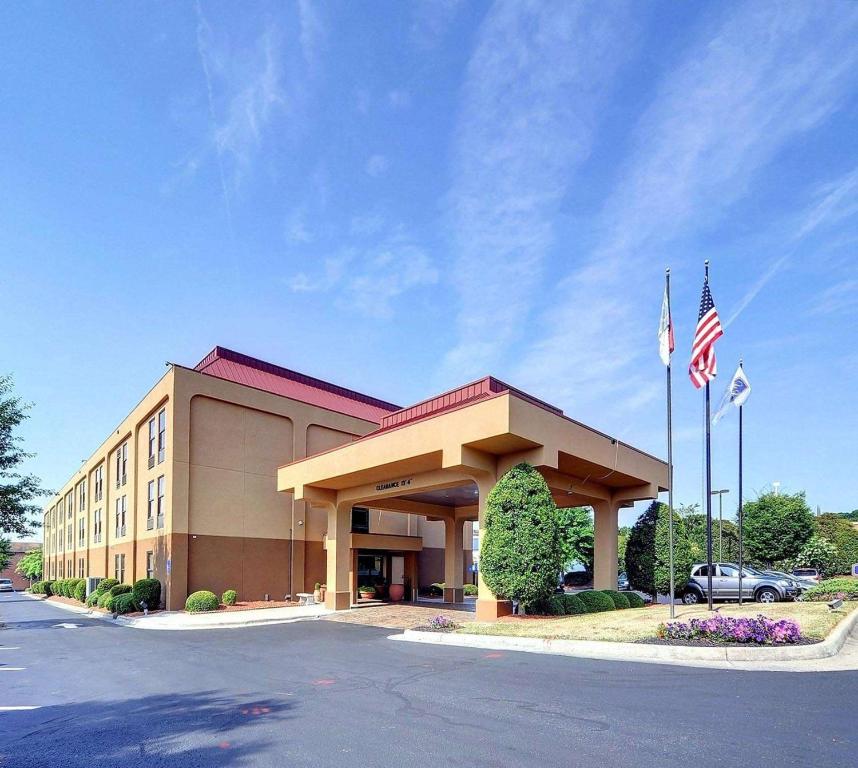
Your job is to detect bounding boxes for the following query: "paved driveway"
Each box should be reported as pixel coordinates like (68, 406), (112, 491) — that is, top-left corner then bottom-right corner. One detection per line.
(1, 593), (855, 767)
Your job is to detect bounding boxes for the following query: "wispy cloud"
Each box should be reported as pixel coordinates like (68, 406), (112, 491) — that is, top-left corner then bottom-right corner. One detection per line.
(297, 0), (326, 67)
(807, 279), (858, 317)
(726, 164), (858, 326)
(442, 1), (637, 381)
(287, 226), (438, 319)
(366, 154), (390, 177)
(514, 2), (858, 416)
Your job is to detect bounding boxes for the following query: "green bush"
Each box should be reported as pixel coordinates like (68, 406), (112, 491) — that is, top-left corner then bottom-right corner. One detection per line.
(95, 578), (118, 596)
(480, 463), (564, 608)
(463, 584), (478, 597)
(112, 593), (139, 615)
(73, 580), (87, 603)
(132, 579), (162, 609)
(222, 589), (237, 606)
(185, 590), (219, 613)
(31, 580), (54, 596)
(97, 592), (112, 609)
(814, 514), (858, 575)
(602, 590), (631, 610)
(625, 501), (693, 598)
(803, 578), (858, 602)
(526, 595), (566, 615)
(561, 593), (587, 615)
(576, 590), (616, 613)
(109, 584), (132, 597)
(85, 592), (99, 608)
(624, 592), (646, 609)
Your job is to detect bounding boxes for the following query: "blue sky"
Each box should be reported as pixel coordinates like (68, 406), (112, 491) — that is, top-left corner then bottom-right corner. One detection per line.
(2, 1), (857, 536)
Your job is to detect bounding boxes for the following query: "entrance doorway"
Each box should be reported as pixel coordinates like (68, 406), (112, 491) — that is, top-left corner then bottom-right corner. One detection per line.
(355, 549), (413, 603)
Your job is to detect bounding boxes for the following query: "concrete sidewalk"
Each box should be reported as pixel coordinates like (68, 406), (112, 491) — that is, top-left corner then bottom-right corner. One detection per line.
(22, 593), (331, 630)
(390, 605), (858, 672)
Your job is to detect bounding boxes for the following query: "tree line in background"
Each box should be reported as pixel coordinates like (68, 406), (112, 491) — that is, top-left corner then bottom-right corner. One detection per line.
(623, 492), (858, 599)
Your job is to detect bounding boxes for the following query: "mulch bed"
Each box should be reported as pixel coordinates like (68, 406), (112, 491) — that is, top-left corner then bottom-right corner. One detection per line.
(637, 637), (821, 647)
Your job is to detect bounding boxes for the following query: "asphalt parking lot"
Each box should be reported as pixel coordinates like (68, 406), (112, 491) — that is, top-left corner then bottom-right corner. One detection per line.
(1, 593), (855, 767)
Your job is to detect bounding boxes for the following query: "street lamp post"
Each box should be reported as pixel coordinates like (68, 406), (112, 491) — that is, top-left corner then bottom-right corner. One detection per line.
(711, 489), (729, 562)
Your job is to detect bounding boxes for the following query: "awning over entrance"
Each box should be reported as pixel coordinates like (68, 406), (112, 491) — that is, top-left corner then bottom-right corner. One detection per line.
(277, 376), (668, 619)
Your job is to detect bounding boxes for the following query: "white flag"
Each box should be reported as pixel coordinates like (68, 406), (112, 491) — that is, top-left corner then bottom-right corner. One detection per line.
(658, 283), (674, 366)
(713, 365), (751, 424)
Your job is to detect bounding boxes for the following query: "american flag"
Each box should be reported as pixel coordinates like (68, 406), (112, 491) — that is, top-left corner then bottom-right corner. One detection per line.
(688, 279), (723, 389)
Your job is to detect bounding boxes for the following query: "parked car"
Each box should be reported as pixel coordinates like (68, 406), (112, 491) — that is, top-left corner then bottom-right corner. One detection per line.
(682, 562), (799, 604)
(791, 567), (821, 584)
(0, 578), (14, 593)
(762, 569), (810, 595)
(617, 572), (630, 590)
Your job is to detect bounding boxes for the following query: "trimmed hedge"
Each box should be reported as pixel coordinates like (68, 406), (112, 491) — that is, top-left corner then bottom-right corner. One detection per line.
(109, 584), (132, 597)
(602, 590), (631, 610)
(31, 580), (54, 596)
(624, 591), (646, 609)
(95, 578), (119, 596)
(97, 592), (112, 609)
(85, 592), (100, 608)
(803, 578), (858, 602)
(132, 579), (162, 609)
(576, 590), (616, 613)
(112, 593), (139, 615)
(73, 580), (87, 603)
(185, 590), (219, 613)
(463, 584), (478, 597)
(222, 589), (237, 606)
(561, 593), (588, 615)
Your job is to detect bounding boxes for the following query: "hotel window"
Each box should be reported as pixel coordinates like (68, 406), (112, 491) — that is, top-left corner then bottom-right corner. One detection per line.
(94, 465), (104, 502)
(157, 408), (166, 463)
(148, 417), (156, 468)
(78, 558), (84, 579)
(156, 475), (165, 528)
(79, 480), (86, 511)
(67, 491), (73, 519)
(147, 480), (155, 530)
(78, 517), (85, 547)
(351, 507), (370, 533)
(114, 553), (125, 582)
(146, 551), (154, 579)
(67, 526), (72, 549)
(93, 509), (102, 544)
(115, 443), (128, 488)
(115, 495), (127, 537)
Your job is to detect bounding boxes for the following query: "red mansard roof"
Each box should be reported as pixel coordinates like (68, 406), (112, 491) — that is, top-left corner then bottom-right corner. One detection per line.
(193, 347), (400, 424)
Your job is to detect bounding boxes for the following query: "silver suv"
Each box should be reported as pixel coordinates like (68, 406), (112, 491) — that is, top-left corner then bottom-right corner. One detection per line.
(683, 562), (799, 605)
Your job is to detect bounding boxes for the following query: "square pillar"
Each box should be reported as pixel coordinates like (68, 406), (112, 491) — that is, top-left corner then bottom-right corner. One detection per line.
(443, 517), (464, 603)
(473, 476), (513, 621)
(593, 500), (619, 591)
(324, 502), (352, 610)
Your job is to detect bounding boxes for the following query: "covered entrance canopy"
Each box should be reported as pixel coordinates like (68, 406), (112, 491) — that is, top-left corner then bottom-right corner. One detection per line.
(277, 376), (668, 620)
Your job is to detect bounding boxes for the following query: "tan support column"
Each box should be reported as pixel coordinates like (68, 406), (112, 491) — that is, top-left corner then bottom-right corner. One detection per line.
(474, 476), (513, 621)
(443, 517), (464, 603)
(593, 500), (619, 591)
(324, 501), (352, 610)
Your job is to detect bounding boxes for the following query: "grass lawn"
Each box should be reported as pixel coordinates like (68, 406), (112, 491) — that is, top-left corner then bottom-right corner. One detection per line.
(459, 601), (858, 643)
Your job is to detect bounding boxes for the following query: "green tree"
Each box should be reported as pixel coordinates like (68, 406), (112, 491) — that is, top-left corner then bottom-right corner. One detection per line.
(793, 535), (837, 574)
(743, 491), (814, 567)
(480, 463), (564, 610)
(617, 526), (631, 575)
(1, 376), (49, 536)
(556, 506), (593, 573)
(625, 501), (693, 600)
(15, 547), (43, 581)
(684, 513), (740, 563)
(842, 510), (858, 522)
(0, 538), (10, 572)
(813, 514), (858, 575)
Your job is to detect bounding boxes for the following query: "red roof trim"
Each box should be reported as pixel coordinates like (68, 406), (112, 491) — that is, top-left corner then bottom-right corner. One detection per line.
(192, 346), (400, 423)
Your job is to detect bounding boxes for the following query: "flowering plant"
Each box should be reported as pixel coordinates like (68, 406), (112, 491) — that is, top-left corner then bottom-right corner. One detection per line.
(427, 614), (460, 631)
(656, 614), (801, 644)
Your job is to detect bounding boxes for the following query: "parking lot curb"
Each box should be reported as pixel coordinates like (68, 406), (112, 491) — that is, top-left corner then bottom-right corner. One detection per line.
(389, 606), (858, 665)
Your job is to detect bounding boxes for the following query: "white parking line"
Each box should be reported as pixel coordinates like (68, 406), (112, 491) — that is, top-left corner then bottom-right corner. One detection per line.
(0, 647), (21, 651)
(0, 706), (41, 711)
(0, 668), (25, 672)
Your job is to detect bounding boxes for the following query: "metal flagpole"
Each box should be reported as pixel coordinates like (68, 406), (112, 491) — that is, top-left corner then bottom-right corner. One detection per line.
(738, 358), (745, 605)
(666, 268), (676, 619)
(704, 262), (714, 611)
